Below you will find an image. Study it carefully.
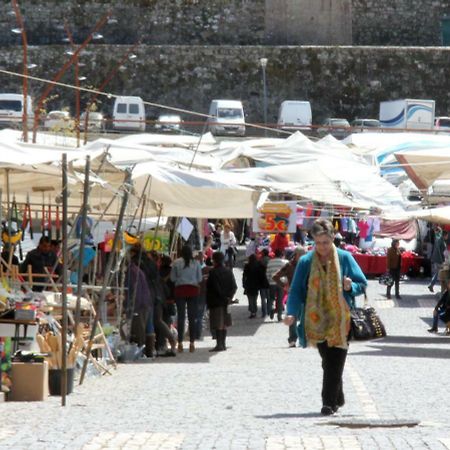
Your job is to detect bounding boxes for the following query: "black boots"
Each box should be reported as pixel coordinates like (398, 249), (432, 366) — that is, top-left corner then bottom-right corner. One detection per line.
(145, 334), (156, 358)
(209, 329), (227, 352)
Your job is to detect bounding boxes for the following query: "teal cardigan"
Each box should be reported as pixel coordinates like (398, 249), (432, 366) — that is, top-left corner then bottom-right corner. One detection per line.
(286, 249), (368, 348)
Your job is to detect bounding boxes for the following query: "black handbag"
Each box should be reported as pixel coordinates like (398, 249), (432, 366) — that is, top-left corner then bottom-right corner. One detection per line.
(379, 272), (394, 287)
(349, 289), (386, 341)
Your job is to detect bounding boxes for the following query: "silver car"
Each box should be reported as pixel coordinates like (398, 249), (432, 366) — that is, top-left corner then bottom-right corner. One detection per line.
(317, 118), (351, 139)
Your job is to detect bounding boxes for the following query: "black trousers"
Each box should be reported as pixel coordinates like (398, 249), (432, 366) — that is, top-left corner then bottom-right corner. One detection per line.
(386, 268), (401, 297)
(317, 341), (347, 408)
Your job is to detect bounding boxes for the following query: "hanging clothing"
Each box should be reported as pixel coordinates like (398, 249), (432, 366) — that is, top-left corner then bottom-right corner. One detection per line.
(357, 220), (370, 239)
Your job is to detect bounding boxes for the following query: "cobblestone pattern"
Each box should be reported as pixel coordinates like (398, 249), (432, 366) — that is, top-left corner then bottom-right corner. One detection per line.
(0, 275), (449, 449)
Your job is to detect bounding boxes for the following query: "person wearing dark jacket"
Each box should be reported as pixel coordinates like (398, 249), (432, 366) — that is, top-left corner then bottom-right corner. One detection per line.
(428, 279), (450, 334)
(386, 239), (402, 300)
(242, 254), (262, 318)
(206, 252), (237, 352)
(20, 236), (61, 292)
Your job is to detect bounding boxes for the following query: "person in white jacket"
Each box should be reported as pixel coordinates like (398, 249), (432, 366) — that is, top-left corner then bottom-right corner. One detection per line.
(220, 224), (237, 268)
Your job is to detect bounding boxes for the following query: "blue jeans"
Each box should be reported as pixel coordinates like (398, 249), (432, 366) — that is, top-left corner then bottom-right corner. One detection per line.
(430, 263), (441, 289)
(176, 296), (198, 343)
(259, 288), (269, 317)
(195, 294), (206, 339)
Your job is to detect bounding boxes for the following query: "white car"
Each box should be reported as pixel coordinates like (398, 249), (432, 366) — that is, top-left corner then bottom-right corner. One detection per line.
(154, 114), (182, 132)
(44, 110), (75, 131)
(79, 111), (105, 131)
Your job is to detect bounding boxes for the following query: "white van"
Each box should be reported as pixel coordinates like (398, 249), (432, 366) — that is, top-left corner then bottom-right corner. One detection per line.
(0, 93), (33, 128)
(112, 96), (146, 132)
(277, 100), (312, 130)
(208, 99), (245, 136)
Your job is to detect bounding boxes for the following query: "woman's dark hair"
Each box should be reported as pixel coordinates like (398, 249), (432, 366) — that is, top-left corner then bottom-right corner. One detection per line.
(391, 239), (399, 247)
(181, 245), (193, 268)
(212, 251), (225, 265)
(248, 254), (257, 265)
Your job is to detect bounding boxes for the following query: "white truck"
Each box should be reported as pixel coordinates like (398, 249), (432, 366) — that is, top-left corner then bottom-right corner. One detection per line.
(277, 100), (312, 130)
(0, 93), (33, 128)
(207, 99), (245, 136)
(379, 99), (435, 130)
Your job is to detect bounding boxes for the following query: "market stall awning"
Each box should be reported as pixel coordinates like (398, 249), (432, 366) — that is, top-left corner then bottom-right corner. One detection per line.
(131, 162), (260, 218)
(388, 205), (450, 225)
(394, 149), (450, 190)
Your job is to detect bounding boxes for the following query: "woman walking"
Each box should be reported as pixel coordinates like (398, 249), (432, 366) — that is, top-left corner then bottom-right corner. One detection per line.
(206, 252), (237, 352)
(170, 245), (202, 353)
(386, 239), (402, 300)
(243, 254), (262, 318)
(220, 223), (237, 268)
(285, 220), (367, 416)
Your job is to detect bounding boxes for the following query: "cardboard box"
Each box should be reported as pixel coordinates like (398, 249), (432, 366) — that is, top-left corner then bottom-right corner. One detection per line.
(9, 361), (48, 401)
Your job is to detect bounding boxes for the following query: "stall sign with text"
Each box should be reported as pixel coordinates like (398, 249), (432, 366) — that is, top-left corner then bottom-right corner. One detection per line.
(142, 231), (170, 252)
(253, 202), (297, 233)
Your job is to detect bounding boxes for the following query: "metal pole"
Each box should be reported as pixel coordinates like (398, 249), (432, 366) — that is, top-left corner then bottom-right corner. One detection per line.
(83, 41), (140, 145)
(79, 170), (131, 385)
(11, 0), (28, 143)
(262, 65), (268, 137)
(61, 153), (69, 406)
(64, 21), (80, 148)
(32, 11), (111, 143)
(74, 155), (90, 330)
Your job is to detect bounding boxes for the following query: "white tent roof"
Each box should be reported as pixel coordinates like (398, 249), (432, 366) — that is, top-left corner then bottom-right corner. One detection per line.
(131, 162), (260, 218)
(394, 149), (450, 190)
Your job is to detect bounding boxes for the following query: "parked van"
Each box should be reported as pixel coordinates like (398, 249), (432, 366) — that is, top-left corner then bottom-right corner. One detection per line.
(277, 100), (312, 130)
(112, 96), (146, 132)
(0, 93), (33, 128)
(208, 99), (245, 136)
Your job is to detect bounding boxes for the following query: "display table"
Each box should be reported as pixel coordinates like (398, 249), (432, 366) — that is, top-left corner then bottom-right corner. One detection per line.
(353, 253), (424, 276)
(0, 318), (39, 353)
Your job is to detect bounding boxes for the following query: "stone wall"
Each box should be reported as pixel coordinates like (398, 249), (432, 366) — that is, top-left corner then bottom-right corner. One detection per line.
(0, 0), (265, 46)
(265, 0), (352, 45)
(352, 0), (450, 46)
(2, 1), (450, 46)
(2, 45), (450, 126)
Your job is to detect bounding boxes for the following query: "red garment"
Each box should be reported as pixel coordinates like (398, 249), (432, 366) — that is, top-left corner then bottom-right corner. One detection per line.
(204, 247), (214, 260)
(358, 220), (370, 239)
(174, 284), (199, 298)
(271, 234), (289, 253)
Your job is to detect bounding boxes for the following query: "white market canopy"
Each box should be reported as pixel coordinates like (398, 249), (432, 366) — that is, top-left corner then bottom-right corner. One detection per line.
(132, 162), (260, 218)
(0, 128), (414, 219)
(387, 205), (450, 225)
(394, 149), (450, 190)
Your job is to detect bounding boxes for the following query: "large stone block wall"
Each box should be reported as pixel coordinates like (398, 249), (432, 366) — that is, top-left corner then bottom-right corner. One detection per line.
(352, 0), (450, 46)
(2, 45), (450, 125)
(2, 0), (450, 46)
(265, 0), (352, 45)
(0, 0), (265, 46)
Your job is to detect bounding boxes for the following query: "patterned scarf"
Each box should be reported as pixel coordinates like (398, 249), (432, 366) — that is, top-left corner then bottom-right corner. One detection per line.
(305, 245), (350, 349)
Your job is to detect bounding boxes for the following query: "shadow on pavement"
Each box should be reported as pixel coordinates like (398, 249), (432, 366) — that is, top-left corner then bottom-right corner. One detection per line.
(226, 303), (274, 337)
(351, 344), (450, 359)
(255, 412), (322, 419)
(387, 294), (438, 308)
(380, 334), (450, 345)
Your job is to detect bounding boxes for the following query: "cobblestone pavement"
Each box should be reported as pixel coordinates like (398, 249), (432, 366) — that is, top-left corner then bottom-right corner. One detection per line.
(1, 272), (449, 449)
